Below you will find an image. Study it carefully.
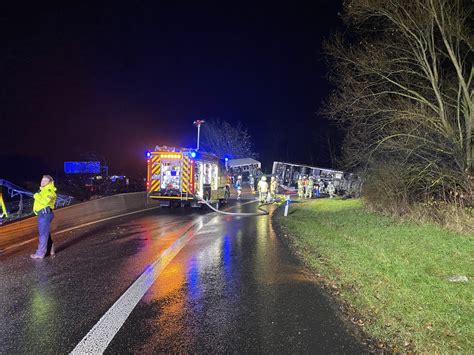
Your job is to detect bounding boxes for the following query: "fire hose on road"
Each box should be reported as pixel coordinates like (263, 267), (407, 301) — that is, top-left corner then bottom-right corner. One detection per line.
(199, 198), (270, 216)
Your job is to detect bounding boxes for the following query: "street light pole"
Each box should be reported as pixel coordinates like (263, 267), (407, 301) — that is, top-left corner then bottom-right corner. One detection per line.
(193, 120), (205, 150)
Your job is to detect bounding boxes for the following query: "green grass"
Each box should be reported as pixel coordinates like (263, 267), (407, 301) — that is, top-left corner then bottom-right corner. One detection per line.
(278, 198), (473, 353)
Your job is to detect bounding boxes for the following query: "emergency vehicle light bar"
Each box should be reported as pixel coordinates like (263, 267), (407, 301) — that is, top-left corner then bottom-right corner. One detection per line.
(160, 153), (181, 159)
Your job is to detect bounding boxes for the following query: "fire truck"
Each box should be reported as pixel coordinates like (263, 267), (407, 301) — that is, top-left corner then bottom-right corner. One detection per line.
(146, 146), (231, 207)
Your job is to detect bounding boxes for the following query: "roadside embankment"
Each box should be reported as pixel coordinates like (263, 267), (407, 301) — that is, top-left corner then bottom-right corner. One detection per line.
(274, 198), (473, 353)
(0, 192), (159, 254)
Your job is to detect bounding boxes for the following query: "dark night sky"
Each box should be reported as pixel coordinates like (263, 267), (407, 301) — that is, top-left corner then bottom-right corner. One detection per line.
(1, 2), (344, 182)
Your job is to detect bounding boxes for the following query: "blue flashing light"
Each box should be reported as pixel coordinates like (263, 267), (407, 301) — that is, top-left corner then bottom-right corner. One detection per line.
(190, 151), (197, 158)
(146, 151), (151, 158)
(224, 157), (229, 162)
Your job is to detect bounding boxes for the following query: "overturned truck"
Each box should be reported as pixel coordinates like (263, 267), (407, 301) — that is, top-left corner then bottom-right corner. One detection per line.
(271, 161), (361, 197)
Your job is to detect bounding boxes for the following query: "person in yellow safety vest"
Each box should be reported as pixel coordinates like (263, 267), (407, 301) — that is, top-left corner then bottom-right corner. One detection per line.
(305, 176), (314, 199)
(270, 176), (277, 202)
(297, 176), (304, 199)
(31, 175), (57, 259)
(257, 176), (268, 203)
(0, 192), (8, 219)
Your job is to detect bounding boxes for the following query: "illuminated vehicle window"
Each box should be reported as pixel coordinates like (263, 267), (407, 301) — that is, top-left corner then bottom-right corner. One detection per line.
(161, 158), (181, 190)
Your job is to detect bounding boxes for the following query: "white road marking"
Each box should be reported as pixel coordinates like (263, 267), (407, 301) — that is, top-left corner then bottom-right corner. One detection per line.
(0, 206), (161, 254)
(70, 219), (203, 354)
(70, 199), (261, 354)
(54, 207), (161, 235)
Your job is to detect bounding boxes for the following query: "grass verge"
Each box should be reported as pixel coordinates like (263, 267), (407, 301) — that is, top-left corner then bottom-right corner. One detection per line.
(277, 198), (473, 353)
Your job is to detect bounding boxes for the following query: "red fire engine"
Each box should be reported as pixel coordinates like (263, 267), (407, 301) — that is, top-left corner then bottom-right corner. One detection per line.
(146, 146), (230, 207)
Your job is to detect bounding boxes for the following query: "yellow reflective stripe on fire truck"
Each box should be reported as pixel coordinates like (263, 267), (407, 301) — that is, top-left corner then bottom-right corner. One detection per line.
(150, 179), (160, 191)
(149, 196), (194, 200)
(149, 155), (161, 192)
(182, 157), (191, 193)
(152, 163), (161, 176)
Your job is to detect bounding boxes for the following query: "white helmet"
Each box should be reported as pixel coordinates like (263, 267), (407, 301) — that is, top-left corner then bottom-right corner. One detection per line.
(261, 176), (267, 181)
(238, 175), (242, 179)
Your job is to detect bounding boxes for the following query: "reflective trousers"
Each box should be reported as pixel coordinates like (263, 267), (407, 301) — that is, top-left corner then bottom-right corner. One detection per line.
(298, 188), (304, 199)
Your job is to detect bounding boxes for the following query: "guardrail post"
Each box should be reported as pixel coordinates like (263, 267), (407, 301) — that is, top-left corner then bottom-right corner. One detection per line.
(284, 195), (290, 217)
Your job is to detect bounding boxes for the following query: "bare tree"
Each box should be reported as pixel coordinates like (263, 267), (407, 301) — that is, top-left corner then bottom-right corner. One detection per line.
(201, 119), (258, 159)
(324, 0), (473, 207)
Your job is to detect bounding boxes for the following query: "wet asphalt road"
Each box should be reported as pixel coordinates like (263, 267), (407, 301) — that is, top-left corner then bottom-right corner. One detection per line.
(0, 199), (367, 354)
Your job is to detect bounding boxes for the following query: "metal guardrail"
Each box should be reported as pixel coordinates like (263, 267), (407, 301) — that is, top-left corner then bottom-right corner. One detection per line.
(0, 179), (75, 224)
(0, 192), (158, 254)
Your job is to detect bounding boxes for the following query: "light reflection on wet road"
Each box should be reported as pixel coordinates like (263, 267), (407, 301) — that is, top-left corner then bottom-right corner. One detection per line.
(108, 202), (367, 353)
(0, 200), (366, 353)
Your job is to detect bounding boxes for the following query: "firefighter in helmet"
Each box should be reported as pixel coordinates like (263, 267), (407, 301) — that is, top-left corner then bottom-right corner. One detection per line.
(269, 176), (277, 202)
(297, 176), (304, 199)
(305, 176), (314, 199)
(257, 176), (268, 203)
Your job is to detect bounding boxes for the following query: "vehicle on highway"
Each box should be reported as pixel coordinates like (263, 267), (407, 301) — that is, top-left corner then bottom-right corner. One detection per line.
(146, 146), (231, 207)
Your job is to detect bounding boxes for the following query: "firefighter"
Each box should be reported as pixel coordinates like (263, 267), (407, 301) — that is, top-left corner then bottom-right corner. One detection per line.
(257, 176), (268, 203)
(31, 175), (57, 259)
(327, 181), (336, 198)
(249, 174), (255, 193)
(297, 176), (304, 199)
(315, 177), (321, 197)
(270, 176), (277, 202)
(305, 176), (314, 199)
(235, 175), (242, 200)
(302, 176), (309, 199)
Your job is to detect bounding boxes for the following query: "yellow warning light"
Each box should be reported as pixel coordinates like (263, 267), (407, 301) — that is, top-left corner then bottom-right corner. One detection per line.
(160, 153), (182, 159)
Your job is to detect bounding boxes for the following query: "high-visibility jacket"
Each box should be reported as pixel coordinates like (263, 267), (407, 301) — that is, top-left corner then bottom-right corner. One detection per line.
(257, 180), (268, 193)
(33, 182), (57, 215)
(270, 180), (277, 193)
(297, 180), (304, 190)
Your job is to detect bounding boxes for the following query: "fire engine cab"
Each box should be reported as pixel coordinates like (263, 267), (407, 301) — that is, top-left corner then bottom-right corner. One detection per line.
(146, 146), (230, 207)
